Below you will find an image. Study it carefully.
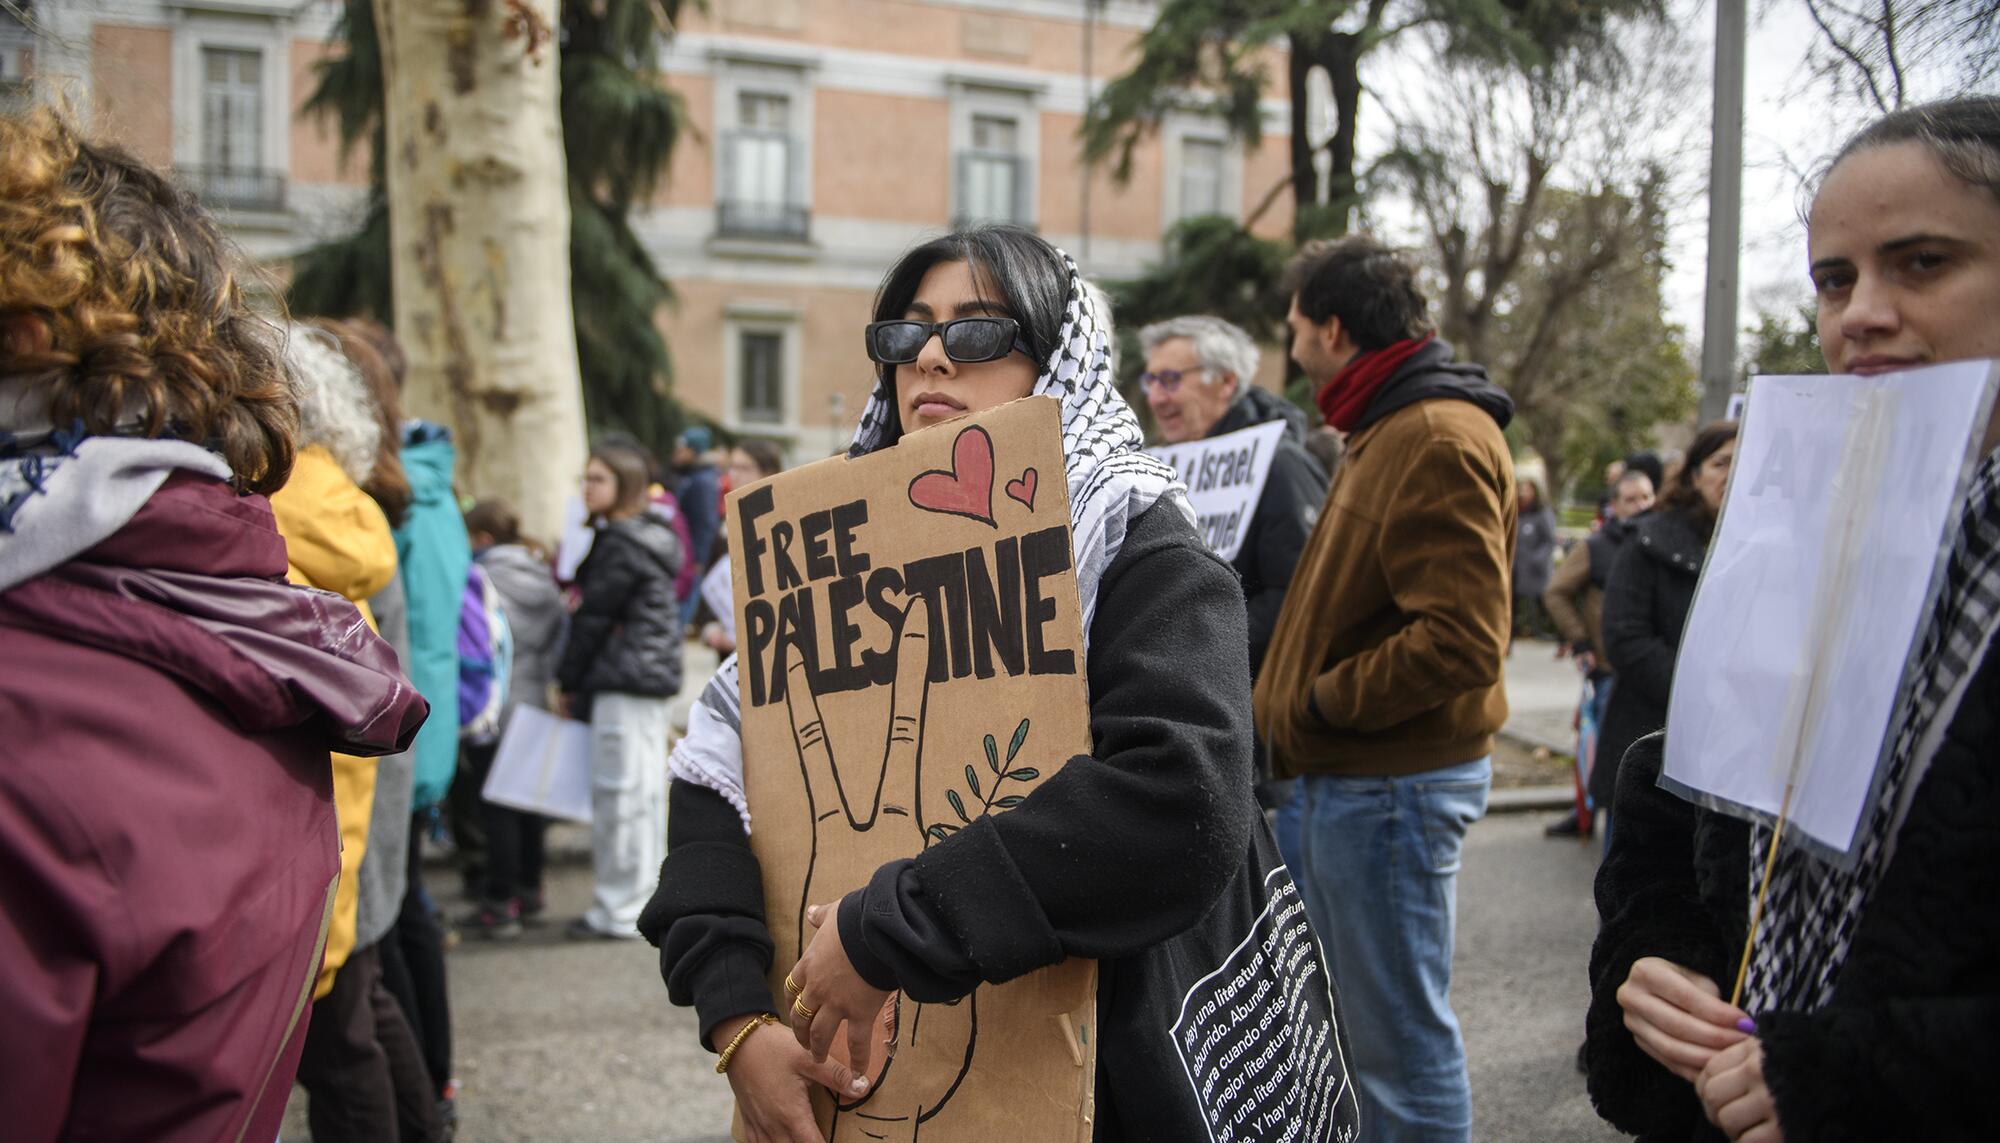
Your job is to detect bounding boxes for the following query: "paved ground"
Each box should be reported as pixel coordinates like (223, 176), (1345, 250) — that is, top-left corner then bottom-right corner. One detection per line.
(279, 639), (1614, 1140)
(281, 814), (1617, 1142)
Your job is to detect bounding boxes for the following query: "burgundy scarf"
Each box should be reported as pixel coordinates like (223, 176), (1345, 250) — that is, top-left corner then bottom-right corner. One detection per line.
(1316, 335), (1433, 432)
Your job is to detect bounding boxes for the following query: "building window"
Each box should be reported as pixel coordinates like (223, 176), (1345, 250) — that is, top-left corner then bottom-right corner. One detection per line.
(956, 112), (1027, 226)
(738, 329), (786, 424)
(1178, 136), (1225, 220)
(718, 90), (808, 241)
(0, 12), (31, 112)
(191, 47), (282, 212)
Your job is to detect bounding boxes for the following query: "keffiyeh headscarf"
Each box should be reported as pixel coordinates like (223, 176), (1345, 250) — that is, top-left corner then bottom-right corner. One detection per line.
(1743, 445), (2000, 1014)
(671, 240), (1189, 828)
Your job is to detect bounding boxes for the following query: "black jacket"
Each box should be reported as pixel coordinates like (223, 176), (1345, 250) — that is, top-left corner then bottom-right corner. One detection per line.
(640, 500), (1352, 1140)
(1586, 637), (2000, 1140)
(1595, 509), (1705, 807)
(1208, 387), (1328, 676)
(556, 512), (684, 699)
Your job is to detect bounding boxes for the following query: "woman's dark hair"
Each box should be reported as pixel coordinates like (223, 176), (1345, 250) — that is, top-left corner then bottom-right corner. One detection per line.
(313, 317), (411, 527)
(868, 225), (1068, 443)
(1660, 421), (1739, 531)
(464, 498), (521, 546)
(1825, 96), (2000, 205)
(343, 315), (409, 389)
(1282, 235), (1434, 351)
(0, 108), (297, 493)
(734, 437), (785, 480)
(590, 441), (653, 521)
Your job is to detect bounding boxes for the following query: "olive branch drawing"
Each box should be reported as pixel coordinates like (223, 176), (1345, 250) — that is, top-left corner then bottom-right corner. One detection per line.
(926, 717), (1037, 844)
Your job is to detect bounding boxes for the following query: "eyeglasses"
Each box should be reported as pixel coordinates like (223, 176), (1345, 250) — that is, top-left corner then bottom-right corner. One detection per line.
(1138, 368), (1206, 395)
(864, 317), (1029, 366)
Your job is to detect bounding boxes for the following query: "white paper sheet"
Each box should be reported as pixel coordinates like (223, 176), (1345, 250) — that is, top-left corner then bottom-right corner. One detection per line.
(700, 554), (735, 640)
(482, 704), (594, 824)
(1662, 361), (1999, 859)
(1147, 419), (1288, 562)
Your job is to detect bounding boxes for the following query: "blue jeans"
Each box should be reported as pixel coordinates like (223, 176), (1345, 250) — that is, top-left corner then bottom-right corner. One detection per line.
(1291, 757), (1491, 1143)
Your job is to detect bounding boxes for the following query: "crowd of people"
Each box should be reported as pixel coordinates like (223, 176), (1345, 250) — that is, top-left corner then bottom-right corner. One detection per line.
(2, 90), (1998, 1143)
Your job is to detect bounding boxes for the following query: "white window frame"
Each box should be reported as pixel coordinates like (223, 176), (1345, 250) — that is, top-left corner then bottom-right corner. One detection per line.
(170, 11), (290, 201)
(710, 50), (816, 235)
(1160, 114), (1243, 230)
(949, 77), (1040, 229)
(722, 303), (802, 438)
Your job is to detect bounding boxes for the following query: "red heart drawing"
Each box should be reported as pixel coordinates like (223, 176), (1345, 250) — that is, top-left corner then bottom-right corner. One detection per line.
(1005, 468), (1038, 512)
(907, 424), (997, 526)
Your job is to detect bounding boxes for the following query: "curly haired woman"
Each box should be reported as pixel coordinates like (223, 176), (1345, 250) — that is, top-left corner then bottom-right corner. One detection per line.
(0, 110), (427, 1143)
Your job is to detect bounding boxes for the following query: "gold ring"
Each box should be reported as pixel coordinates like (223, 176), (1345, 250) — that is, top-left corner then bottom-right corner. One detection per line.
(792, 999), (817, 1022)
(784, 973), (803, 998)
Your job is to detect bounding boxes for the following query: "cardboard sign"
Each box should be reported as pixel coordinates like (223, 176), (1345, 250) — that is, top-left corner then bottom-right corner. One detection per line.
(481, 704), (592, 824)
(731, 396), (1097, 1142)
(1663, 361), (2000, 858)
(1148, 420), (1287, 561)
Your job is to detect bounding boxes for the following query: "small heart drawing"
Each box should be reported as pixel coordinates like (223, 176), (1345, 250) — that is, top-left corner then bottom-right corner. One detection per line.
(1005, 468), (1038, 512)
(907, 424), (997, 526)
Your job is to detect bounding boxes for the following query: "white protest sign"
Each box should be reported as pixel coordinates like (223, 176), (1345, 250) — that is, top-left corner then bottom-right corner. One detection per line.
(482, 704), (593, 823)
(1148, 419), (1288, 562)
(1663, 361), (2000, 858)
(700, 553), (735, 640)
(554, 495), (594, 582)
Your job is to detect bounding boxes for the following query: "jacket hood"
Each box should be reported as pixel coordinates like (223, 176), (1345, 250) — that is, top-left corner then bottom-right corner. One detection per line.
(478, 542), (551, 587)
(1211, 384), (1312, 444)
(271, 445), (398, 603)
(1351, 338), (1514, 435)
(1631, 508), (1709, 576)
(0, 435), (232, 593)
(0, 471), (427, 756)
(603, 512), (683, 578)
(400, 423), (458, 508)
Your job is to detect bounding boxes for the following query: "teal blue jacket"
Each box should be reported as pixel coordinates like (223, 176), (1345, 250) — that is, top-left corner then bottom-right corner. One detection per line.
(394, 424), (472, 808)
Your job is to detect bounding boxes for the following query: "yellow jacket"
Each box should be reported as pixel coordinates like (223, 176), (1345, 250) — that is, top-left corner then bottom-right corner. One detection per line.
(270, 445), (399, 999)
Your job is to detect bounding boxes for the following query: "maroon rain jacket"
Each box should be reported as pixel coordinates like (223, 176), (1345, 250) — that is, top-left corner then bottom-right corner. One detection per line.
(0, 473), (427, 1143)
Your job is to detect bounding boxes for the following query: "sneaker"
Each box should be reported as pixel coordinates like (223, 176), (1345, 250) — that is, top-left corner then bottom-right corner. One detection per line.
(1543, 811), (1589, 839)
(461, 900), (522, 940)
(519, 887), (547, 921)
(564, 917), (622, 941)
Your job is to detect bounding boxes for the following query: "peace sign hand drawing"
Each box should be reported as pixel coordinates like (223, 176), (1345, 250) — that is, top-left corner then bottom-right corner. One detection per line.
(777, 598), (977, 1141)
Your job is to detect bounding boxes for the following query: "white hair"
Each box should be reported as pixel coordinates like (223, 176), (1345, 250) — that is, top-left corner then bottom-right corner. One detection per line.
(283, 323), (380, 486)
(1136, 314), (1260, 387)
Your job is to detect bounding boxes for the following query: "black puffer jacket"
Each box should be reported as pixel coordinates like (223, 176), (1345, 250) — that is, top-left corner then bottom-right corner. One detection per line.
(1595, 509), (1706, 807)
(556, 510), (684, 699)
(1586, 635), (2000, 1139)
(1207, 386), (1329, 676)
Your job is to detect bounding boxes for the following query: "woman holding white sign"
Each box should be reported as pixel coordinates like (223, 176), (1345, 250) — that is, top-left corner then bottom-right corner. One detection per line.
(641, 226), (1350, 1142)
(1586, 96), (2000, 1142)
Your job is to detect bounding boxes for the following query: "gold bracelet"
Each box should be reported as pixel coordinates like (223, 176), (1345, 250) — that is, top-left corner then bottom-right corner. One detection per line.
(715, 1012), (780, 1075)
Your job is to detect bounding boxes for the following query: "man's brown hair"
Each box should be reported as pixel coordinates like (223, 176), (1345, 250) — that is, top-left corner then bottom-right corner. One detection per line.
(1282, 235), (1434, 352)
(0, 108), (296, 493)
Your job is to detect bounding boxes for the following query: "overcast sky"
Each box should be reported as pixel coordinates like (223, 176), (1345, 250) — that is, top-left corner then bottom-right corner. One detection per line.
(1351, 0), (1976, 358)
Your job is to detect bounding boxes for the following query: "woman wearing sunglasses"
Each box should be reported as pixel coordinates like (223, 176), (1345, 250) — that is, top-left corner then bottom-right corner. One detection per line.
(640, 226), (1328, 1142)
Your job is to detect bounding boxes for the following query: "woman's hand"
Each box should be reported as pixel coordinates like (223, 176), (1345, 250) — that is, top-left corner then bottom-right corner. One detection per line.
(787, 900), (893, 1068)
(712, 1013), (870, 1143)
(1696, 1037), (1784, 1142)
(1616, 957), (1750, 1082)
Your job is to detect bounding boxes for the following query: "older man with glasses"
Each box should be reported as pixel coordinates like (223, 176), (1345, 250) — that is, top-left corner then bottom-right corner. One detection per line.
(1138, 315), (1328, 808)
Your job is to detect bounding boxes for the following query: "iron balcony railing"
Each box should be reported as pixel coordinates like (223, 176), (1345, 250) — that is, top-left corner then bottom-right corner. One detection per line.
(177, 167), (287, 214)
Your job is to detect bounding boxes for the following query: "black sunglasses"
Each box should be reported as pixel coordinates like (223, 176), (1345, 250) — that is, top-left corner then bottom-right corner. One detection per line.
(864, 317), (1031, 366)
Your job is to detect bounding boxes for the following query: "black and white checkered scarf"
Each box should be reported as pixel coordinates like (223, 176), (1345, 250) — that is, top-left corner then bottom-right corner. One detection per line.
(671, 245), (1187, 828)
(1743, 445), (2000, 1014)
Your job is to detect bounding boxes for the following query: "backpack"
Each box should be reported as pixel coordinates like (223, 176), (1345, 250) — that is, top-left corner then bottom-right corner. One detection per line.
(458, 562), (513, 744)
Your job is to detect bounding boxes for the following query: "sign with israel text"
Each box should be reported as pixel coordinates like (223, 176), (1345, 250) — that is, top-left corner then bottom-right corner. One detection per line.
(1149, 419), (1287, 562)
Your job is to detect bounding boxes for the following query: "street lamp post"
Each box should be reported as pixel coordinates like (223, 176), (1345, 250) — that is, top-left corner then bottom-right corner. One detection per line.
(1699, 0), (1748, 424)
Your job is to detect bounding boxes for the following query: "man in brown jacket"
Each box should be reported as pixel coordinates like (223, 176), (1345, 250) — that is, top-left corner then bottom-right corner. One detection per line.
(1254, 236), (1516, 1143)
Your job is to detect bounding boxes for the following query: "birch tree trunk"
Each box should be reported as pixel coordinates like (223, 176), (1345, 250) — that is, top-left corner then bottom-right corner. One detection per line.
(373, 0), (584, 545)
